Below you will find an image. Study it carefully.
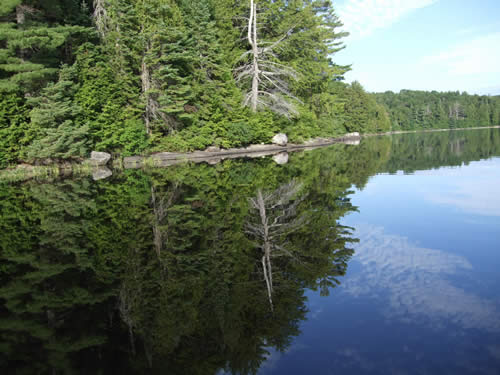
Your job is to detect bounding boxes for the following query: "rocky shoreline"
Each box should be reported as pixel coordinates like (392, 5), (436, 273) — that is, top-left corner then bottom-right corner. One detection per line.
(123, 133), (361, 169)
(0, 134), (360, 182)
(3, 125), (499, 182)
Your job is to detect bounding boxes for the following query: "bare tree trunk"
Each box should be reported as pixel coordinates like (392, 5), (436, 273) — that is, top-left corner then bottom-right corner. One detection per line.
(93, 0), (109, 38)
(246, 181), (307, 311)
(257, 190), (274, 310)
(16, 5), (26, 25)
(119, 286), (137, 356)
(150, 183), (179, 259)
(249, 0), (259, 112)
(141, 38), (171, 135)
(236, 0), (298, 117)
(151, 186), (163, 256)
(141, 54), (152, 136)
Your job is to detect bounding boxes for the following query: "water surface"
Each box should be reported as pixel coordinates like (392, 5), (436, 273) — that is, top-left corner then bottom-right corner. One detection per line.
(1, 128), (500, 374)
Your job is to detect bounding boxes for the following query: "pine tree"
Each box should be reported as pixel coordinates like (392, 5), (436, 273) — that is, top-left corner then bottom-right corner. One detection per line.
(25, 65), (90, 160)
(179, 0), (231, 119)
(0, 1), (90, 93)
(134, 0), (195, 136)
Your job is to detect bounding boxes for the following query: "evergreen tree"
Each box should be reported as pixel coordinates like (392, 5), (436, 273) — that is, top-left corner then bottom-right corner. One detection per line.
(0, 0), (90, 93)
(25, 64), (90, 160)
(134, 0), (195, 136)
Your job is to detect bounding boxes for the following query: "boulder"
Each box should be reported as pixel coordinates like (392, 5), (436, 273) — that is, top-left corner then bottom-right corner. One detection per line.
(344, 132), (360, 138)
(90, 151), (111, 166)
(272, 133), (288, 146)
(272, 152), (289, 165)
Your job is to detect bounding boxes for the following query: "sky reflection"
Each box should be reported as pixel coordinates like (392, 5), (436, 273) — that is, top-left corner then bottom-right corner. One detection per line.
(419, 158), (500, 217)
(344, 223), (500, 333)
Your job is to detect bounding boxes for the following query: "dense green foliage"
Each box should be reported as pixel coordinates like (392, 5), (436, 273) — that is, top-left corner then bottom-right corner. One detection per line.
(1, 1), (499, 169)
(1, 0), (368, 168)
(375, 90), (500, 131)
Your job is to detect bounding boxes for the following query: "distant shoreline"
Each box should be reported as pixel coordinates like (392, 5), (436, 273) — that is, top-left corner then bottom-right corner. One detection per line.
(363, 125), (500, 137)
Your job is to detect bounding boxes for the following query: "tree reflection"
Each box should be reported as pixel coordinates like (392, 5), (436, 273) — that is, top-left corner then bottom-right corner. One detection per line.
(0, 142), (371, 374)
(246, 181), (307, 310)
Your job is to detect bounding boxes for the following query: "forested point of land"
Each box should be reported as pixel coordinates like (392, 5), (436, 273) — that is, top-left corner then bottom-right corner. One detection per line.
(0, 1), (499, 169)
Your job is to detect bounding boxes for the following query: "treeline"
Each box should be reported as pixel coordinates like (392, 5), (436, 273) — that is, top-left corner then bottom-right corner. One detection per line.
(374, 90), (500, 131)
(0, 0), (391, 168)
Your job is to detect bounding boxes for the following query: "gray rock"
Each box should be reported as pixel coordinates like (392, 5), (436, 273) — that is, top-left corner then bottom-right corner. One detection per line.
(272, 133), (288, 146)
(344, 139), (360, 145)
(205, 146), (221, 152)
(344, 132), (360, 138)
(92, 167), (113, 181)
(90, 151), (111, 166)
(272, 152), (289, 165)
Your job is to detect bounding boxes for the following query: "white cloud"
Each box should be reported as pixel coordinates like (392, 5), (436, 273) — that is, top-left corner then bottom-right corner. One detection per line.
(421, 32), (500, 76)
(337, 0), (438, 39)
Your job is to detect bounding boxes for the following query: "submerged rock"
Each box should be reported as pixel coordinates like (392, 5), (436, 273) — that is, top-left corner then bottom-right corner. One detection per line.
(90, 151), (111, 166)
(272, 133), (288, 146)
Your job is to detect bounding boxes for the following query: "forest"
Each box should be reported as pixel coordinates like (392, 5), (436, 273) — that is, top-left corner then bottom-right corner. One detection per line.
(0, 0), (391, 169)
(375, 90), (500, 131)
(0, 0), (499, 169)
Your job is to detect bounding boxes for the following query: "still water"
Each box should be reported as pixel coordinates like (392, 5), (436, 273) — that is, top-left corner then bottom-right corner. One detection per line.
(1, 128), (500, 374)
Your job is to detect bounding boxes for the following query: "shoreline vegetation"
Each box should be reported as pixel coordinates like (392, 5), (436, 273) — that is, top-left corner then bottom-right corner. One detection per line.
(2, 126), (499, 183)
(1, 2), (499, 172)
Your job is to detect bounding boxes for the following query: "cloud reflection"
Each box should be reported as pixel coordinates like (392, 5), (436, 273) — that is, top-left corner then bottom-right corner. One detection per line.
(343, 224), (500, 332)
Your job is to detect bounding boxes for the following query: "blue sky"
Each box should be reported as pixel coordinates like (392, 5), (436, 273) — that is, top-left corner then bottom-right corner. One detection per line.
(334, 0), (500, 94)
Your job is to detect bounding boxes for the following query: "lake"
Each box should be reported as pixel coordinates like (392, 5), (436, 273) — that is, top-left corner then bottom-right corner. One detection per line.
(1, 128), (500, 374)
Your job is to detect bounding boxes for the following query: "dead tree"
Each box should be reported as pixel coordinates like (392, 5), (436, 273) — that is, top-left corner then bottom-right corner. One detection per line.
(246, 181), (308, 310)
(93, 0), (109, 38)
(235, 0), (299, 118)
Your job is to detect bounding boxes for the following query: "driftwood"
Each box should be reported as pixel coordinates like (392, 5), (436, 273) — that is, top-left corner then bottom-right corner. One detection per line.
(123, 135), (360, 169)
